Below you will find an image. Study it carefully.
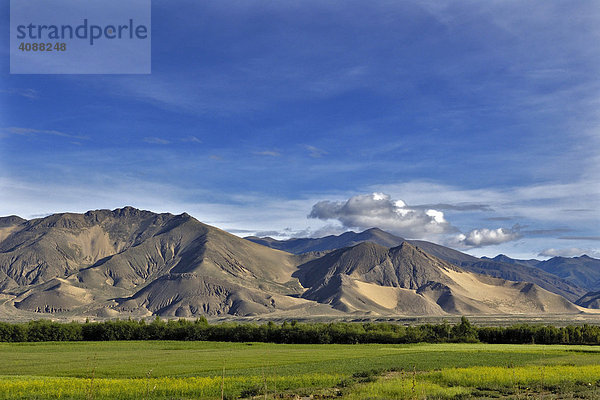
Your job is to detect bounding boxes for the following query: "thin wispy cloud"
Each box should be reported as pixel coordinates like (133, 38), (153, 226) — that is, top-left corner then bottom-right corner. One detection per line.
(413, 203), (493, 212)
(254, 150), (281, 157)
(182, 136), (202, 143)
(143, 137), (170, 145)
(1, 88), (39, 99)
(5, 127), (88, 140)
(559, 236), (600, 241)
(523, 228), (572, 236)
(305, 145), (327, 158)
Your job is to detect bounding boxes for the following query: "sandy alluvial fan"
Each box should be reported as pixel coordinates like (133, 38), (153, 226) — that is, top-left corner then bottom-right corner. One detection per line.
(0, 207), (595, 319)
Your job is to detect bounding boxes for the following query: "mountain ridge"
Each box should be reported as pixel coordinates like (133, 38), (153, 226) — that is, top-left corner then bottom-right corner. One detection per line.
(247, 230), (589, 301)
(0, 208), (596, 319)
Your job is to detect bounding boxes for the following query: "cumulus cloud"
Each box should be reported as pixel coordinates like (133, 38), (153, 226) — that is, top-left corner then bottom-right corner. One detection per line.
(308, 193), (454, 238)
(538, 248), (600, 258)
(448, 226), (521, 248)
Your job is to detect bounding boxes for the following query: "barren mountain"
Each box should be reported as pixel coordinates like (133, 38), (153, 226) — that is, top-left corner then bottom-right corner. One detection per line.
(293, 242), (579, 315)
(249, 230), (586, 301)
(534, 255), (600, 291)
(483, 254), (541, 268)
(576, 291), (600, 309)
(0, 207), (323, 318)
(0, 208), (592, 319)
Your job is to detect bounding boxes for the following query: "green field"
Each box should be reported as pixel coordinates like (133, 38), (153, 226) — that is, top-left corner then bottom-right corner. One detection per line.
(1, 341), (600, 399)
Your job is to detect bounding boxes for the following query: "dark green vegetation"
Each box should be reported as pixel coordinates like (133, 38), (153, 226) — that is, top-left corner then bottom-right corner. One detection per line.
(2, 317), (600, 345)
(1, 341), (600, 399)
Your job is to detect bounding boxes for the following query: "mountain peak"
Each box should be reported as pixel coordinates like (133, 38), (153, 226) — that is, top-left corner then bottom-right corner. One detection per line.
(111, 206), (155, 217)
(0, 215), (26, 227)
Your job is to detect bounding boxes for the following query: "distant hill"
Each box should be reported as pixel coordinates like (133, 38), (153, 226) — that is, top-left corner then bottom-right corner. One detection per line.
(482, 254), (541, 268)
(246, 227), (404, 254)
(576, 291), (600, 308)
(534, 255), (600, 291)
(481, 253), (600, 293)
(248, 230), (587, 302)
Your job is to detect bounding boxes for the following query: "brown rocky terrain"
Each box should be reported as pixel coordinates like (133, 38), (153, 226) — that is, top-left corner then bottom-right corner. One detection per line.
(0, 208), (593, 319)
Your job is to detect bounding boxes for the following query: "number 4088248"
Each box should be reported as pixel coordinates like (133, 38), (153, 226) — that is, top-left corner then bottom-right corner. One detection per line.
(18, 42), (67, 51)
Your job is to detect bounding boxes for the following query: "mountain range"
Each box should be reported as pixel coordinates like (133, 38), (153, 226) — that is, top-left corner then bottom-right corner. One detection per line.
(0, 207), (598, 320)
(247, 229), (593, 302)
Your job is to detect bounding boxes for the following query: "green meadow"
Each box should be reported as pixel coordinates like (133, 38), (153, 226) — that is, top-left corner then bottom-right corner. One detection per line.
(1, 341), (599, 399)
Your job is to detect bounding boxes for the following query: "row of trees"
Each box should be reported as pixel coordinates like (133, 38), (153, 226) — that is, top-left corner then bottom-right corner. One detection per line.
(0, 317), (599, 344)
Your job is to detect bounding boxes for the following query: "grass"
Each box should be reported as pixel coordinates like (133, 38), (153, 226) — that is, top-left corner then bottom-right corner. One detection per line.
(349, 365), (600, 399)
(0, 374), (344, 399)
(1, 342), (600, 399)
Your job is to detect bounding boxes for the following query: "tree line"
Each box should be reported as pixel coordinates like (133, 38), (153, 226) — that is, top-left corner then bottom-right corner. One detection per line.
(0, 316), (599, 344)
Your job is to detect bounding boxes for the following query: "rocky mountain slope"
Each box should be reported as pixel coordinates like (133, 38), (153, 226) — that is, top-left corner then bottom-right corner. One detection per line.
(0, 208), (593, 319)
(482, 254), (600, 292)
(576, 291), (600, 309)
(535, 255), (600, 291)
(293, 242), (579, 315)
(0, 208), (326, 318)
(248, 230), (587, 302)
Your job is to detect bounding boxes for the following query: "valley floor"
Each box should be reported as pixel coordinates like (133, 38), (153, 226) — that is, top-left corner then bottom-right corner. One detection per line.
(1, 341), (599, 399)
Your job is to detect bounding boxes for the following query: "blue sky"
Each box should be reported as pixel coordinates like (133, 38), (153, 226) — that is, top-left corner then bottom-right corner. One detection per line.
(1, 0), (599, 259)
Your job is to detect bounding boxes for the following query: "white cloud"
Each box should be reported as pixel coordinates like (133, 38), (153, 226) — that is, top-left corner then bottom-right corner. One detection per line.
(372, 179), (600, 226)
(448, 227), (521, 248)
(308, 192), (454, 238)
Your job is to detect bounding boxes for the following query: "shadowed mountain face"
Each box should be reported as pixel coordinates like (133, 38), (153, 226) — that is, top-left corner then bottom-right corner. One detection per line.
(248, 231), (587, 302)
(483, 254), (541, 268)
(0, 209), (592, 319)
(479, 253), (600, 297)
(576, 291), (600, 309)
(534, 256), (600, 291)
